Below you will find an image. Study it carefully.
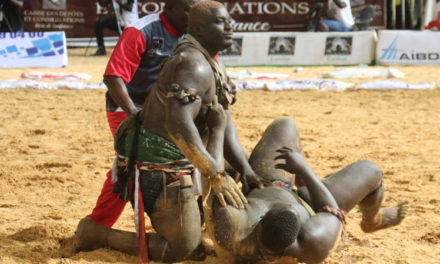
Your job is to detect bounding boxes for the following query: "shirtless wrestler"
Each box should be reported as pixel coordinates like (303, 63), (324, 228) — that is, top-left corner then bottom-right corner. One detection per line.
(203, 116), (409, 264)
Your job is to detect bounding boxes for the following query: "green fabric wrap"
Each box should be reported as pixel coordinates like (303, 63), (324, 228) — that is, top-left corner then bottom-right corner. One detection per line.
(114, 115), (189, 165)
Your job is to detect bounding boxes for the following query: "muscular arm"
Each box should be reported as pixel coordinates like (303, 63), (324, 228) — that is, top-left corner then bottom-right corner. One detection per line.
(223, 110), (248, 170)
(161, 53), (246, 208)
(163, 55), (222, 177)
(223, 110), (263, 189)
(276, 149), (338, 210)
(166, 90), (246, 209)
(206, 102), (227, 165)
(296, 160), (338, 210)
(104, 76), (139, 115)
(167, 98), (222, 177)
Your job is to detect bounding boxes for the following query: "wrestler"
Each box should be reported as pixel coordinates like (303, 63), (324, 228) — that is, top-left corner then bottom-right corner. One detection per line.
(82, 0), (203, 233)
(202, 116), (410, 264)
(76, 1), (258, 262)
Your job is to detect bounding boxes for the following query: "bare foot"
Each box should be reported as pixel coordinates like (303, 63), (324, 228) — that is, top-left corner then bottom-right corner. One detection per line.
(361, 201), (409, 233)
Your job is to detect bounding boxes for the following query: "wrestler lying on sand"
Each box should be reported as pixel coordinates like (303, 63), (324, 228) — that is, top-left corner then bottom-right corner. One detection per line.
(201, 116), (409, 264)
(73, 116), (409, 264)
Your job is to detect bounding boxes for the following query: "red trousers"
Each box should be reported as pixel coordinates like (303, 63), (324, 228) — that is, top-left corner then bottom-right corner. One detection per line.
(87, 111), (128, 227)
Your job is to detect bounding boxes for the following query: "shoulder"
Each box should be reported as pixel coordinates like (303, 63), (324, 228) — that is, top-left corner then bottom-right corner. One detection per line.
(289, 213), (341, 263)
(175, 48), (211, 72)
(130, 13), (161, 32)
(159, 48), (213, 90)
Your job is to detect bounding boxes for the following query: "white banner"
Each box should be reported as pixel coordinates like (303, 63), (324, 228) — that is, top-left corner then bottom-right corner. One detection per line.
(219, 31), (377, 66)
(0, 32), (68, 68)
(377, 30), (440, 65)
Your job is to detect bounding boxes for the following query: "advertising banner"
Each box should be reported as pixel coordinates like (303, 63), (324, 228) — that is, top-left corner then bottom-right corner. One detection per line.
(23, 0), (97, 38)
(219, 30), (377, 66)
(376, 30), (440, 65)
(0, 31), (67, 68)
(23, 0), (385, 41)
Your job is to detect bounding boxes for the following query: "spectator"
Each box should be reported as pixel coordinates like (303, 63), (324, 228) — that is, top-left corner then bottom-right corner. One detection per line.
(0, 0), (24, 32)
(321, 0), (354, 32)
(92, 0), (138, 56)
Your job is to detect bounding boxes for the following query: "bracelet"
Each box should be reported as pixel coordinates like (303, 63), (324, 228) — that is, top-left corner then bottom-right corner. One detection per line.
(321, 205), (347, 224)
(321, 205), (347, 245)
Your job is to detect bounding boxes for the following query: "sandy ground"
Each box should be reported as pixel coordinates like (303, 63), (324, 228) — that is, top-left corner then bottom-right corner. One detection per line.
(0, 47), (439, 264)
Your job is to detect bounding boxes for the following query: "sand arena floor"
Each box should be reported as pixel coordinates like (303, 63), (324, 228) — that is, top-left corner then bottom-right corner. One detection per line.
(0, 48), (439, 264)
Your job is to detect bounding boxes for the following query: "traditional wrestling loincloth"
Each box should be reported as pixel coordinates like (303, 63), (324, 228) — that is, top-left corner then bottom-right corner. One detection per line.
(112, 115), (199, 264)
(113, 115), (195, 214)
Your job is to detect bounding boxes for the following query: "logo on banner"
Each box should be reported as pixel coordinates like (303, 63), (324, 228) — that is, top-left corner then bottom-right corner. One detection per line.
(268, 37), (295, 55)
(325, 37), (352, 55)
(219, 38), (243, 56)
(380, 37), (440, 61)
(43, 0), (67, 10)
(0, 32), (64, 59)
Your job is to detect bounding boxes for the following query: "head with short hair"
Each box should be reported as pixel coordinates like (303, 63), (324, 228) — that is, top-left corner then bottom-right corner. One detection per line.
(164, 0), (202, 35)
(187, 1), (224, 29)
(187, 1), (233, 55)
(259, 208), (300, 254)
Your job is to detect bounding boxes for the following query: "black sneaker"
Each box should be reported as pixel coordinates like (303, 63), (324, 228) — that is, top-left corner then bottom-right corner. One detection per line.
(91, 48), (107, 56)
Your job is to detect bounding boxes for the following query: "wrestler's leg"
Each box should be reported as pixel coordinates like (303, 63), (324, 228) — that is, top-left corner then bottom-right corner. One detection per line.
(148, 185), (202, 262)
(76, 182), (203, 260)
(74, 217), (138, 255)
(249, 117), (303, 185)
(297, 160), (408, 232)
